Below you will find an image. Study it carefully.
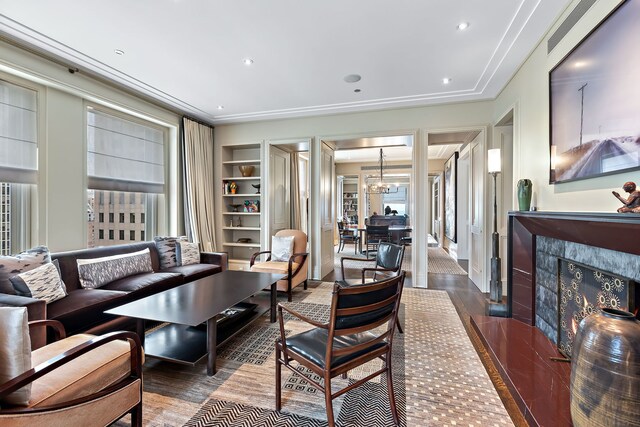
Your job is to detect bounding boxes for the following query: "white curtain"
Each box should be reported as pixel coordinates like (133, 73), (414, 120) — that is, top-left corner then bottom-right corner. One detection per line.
(182, 117), (217, 251)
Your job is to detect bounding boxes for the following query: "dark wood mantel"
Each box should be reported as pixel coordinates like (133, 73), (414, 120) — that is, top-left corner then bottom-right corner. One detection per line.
(507, 211), (640, 324)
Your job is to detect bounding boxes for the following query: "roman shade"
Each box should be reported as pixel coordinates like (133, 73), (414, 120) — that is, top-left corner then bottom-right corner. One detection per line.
(0, 80), (37, 184)
(87, 109), (165, 193)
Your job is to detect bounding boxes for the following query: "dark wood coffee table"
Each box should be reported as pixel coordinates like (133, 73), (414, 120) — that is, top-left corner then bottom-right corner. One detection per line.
(105, 270), (284, 376)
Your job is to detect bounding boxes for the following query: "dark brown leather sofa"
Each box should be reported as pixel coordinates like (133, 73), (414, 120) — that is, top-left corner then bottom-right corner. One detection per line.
(0, 242), (227, 348)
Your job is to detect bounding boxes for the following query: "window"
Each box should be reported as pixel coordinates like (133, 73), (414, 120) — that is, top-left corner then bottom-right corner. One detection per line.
(86, 107), (165, 248)
(109, 230), (114, 240)
(99, 229), (104, 239)
(0, 79), (38, 255)
(109, 213), (114, 223)
(99, 213), (104, 223)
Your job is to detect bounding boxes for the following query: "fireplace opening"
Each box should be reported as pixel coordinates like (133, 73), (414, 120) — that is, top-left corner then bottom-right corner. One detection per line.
(557, 258), (638, 357)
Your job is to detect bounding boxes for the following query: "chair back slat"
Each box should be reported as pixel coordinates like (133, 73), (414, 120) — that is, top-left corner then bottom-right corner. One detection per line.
(326, 273), (404, 365)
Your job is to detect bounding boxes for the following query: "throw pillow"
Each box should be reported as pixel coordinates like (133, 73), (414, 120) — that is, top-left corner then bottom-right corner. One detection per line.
(0, 307), (32, 406)
(177, 241), (200, 266)
(0, 246), (51, 295)
(154, 236), (187, 269)
(271, 235), (295, 262)
(9, 260), (67, 304)
(77, 248), (153, 289)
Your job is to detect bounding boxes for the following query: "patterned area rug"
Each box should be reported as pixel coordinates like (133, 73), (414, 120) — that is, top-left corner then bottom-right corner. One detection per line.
(427, 247), (468, 275)
(116, 283), (512, 426)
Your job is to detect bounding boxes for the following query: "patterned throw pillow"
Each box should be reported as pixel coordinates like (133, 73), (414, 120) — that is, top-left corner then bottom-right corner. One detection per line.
(177, 241), (200, 266)
(271, 235), (295, 262)
(0, 246), (51, 295)
(154, 236), (187, 269)
(77, 248), (153, 289)
(9, 260), (67, 304)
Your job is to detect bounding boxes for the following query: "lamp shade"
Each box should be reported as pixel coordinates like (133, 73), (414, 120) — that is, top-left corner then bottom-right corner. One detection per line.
(488, 148), (501, 173)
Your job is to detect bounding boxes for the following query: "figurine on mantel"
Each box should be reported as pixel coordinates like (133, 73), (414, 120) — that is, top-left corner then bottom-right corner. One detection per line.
(612, 181), (640, 213)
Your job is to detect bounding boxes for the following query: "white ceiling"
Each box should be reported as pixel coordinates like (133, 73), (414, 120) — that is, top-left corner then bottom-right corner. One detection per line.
(0, 0), (570, 124)
(334, 143), (461, 163)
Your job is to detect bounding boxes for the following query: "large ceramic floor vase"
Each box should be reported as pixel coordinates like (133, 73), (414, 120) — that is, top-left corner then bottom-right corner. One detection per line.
(570, 308), (640, 426)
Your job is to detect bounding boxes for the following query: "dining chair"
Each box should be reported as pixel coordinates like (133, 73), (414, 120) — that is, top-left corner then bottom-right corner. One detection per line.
(275, 273), (405, 426)
(337, 221), (359, 253)
(364, 225), (390, 258)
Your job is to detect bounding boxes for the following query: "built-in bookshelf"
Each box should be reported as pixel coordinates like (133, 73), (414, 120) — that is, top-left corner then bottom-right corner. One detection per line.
(220, 142), (262, 271)
(341, 178), (359, 224)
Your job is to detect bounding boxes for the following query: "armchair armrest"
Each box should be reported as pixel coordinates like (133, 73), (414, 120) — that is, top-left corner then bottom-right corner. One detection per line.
(0, 293), (47, 349)
(288, 252), (309, 279)
(0, 331), (143, 401)
(361, 267), (398, 284)
(28, 319), (66, 342)
(250, 250), (272, 267)
(340, 256), (376, 280)
(200, 251), (228, 271)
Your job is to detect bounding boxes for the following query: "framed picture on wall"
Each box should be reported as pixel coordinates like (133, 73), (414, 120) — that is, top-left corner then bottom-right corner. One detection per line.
(444, 152), (458, 243)
(549, 0), (640, 184)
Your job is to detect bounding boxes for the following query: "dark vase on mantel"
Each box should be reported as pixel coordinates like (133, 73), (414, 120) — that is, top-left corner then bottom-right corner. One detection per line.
(516, 179), (532, 211)
(570, 308), (640, 427)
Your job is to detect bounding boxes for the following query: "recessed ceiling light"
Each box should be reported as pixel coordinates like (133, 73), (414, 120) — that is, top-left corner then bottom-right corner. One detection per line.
(344, 74), (362, 83)
(114, 49), (125, 56)
(243, 58), (254, 65)
(217, 105), (224, 110)
(457, 22), (469, 31)
(354, 89), (361, 93)
(442, 77), (452, 84)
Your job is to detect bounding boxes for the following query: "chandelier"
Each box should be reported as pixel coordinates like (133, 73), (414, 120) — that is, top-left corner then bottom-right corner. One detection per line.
(366, 148), (398, 194)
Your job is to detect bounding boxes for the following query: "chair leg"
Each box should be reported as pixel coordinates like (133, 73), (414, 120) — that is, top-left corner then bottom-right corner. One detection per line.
(385, 351), (400, 426)
(131, 400), (142, 427)
(324, 374), (335, 427)
(396, 320), (404, 334)
(303, 279), (308, 290)
(287, 280), (293, 302)
(341, 372), (347, 379)
(275, 342), (282, 411)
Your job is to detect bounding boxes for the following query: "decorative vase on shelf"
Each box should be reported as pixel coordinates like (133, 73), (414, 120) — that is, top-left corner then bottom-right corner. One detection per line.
(238, 165), (255, 177)
(229, 182), (237, 194)
(517, 179), (532, 211)
(570, 308), (640, 427)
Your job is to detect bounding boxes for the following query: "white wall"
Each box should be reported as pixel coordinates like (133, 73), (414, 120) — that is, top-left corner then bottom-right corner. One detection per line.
(0, 40), (180, 252)
(494, 0), (633, 213)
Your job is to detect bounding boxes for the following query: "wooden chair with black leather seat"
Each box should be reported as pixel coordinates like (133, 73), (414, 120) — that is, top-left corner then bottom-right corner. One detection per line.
(337, 242), (406, 334)
(337, 221), (359, 253)
(364, 224), (390, 258)
(275, 273), (405, 427)
(0, 307), (143, 427)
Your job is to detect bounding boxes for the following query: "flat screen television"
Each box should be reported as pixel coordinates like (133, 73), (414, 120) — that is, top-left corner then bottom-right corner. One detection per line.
(549, 0), (640, 184)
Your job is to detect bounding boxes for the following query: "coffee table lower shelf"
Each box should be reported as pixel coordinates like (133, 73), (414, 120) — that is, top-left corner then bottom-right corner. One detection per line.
(143, 302), (268, 366)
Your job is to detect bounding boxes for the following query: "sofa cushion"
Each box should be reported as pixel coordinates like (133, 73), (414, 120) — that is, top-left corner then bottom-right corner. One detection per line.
(161, 264), (221, 281)
(29, 333), (132, 408)
(10, 261), (67, 304)
(101, 272), (183, 298)
(46, 289), (128, 335)
(0, 307), (31, 406)
(77, 249), (153, 289)
(154, 236), (187, 269)
(0, 246), (51, 295)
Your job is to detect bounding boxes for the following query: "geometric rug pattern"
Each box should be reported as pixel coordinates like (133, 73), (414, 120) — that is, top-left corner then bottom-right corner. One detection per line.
(115, 282), (513, 426)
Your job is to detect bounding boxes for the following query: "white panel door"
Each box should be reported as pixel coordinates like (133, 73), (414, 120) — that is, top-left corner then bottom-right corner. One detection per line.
(320, 142), (335, 278)
(269, 146), (290, 237)
(470, 139), (485, 291)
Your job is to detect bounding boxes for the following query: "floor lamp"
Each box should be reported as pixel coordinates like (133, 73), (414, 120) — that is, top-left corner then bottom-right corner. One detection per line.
(488, 149), (507, 316)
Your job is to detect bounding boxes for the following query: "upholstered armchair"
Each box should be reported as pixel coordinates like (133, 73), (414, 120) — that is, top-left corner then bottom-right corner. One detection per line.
(250, 229), (309, 302)
(0, 307), (143, 426)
